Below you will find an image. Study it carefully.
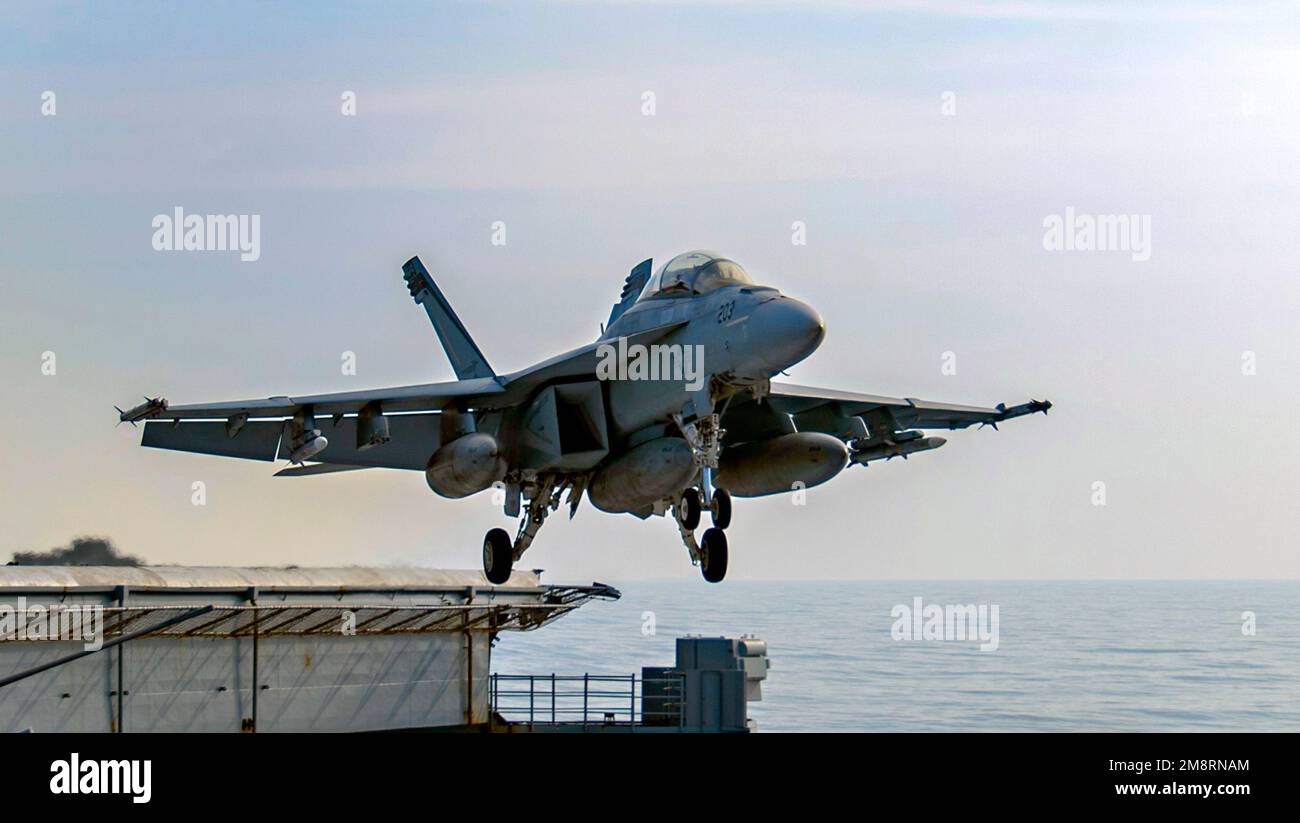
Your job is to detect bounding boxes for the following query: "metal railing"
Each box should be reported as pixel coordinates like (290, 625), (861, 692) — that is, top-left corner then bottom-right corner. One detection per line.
(490, 672), (684, 728)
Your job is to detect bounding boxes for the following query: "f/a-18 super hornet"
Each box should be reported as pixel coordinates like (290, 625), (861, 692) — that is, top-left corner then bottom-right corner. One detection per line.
(120, 251), (1050, 583)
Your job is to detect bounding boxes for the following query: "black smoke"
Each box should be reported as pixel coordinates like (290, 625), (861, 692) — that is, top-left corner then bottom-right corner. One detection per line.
(8, 536), (142, 566)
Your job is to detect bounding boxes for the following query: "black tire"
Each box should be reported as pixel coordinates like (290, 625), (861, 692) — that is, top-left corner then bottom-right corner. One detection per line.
(711, 487), (732, 530)
(700, 527), (728, 583)
(678, 487), (702, 531)
(483, 527), (513, 585)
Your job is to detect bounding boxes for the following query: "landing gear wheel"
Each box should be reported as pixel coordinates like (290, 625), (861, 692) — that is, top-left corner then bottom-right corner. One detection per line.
(699, 527), (728, 583)
(483, 527), (513, 585)
(710, 487), (732, 530)
(678, 487), (702, 531)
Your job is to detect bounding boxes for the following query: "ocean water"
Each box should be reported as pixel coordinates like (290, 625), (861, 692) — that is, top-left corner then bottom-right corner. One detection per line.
(491, 581), (1300, 732)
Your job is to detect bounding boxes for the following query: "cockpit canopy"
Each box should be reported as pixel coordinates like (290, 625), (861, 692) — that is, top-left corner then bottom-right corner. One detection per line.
(640, 251), (753, 300)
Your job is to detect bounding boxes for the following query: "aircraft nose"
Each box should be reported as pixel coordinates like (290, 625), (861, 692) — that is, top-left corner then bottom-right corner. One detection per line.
(752, 295), (825, 372)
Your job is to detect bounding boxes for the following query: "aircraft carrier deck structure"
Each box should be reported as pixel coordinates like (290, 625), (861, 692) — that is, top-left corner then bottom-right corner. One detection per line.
(0, 566), (768, 733)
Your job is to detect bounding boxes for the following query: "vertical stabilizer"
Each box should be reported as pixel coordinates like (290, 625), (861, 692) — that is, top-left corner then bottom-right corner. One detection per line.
(605, 258), (653, 331)
(402, 256), (496, 380)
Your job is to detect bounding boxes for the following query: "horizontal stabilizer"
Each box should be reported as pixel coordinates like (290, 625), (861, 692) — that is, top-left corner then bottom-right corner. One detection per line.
(403, 256), (495, 380)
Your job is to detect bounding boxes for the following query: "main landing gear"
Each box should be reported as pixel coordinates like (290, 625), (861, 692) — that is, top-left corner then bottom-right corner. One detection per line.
(674, 413), (733, 583)
(481, 409), (741, 585)
(483, 475), (566, 585)
(482, 528), (513, 585)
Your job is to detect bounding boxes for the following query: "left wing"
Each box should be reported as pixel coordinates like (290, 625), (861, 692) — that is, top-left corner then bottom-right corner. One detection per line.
(766, 383), (1051, 434)
(726, 382), (1050, 465)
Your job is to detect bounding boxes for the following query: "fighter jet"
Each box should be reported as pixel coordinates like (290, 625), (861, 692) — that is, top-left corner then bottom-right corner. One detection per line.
(120, 251), (1050, 583)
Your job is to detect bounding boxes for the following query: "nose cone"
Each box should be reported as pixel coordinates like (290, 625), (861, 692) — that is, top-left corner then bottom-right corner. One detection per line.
(751, 296), (825, 373)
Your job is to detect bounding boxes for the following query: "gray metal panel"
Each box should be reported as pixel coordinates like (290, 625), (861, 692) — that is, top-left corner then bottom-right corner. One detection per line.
(721, 401), (796, 444)
(142, 419), (281, 461)
(0, 643), (115, 732)
(514, 383), (610, 471)
(312, 412), (442, 470)
(255, 634), (473, 732)
(156, 377), (504, 420)
(122, 636), (254, 733)
(0, 565), (540, 591)
(769, 382), (922, 416)
(769, 382), (1031, 431)
(496, 319), (687, 400)
(273, 462), (370, 477)
(0, 632), (473, 732)
(140, 413), (450, 468)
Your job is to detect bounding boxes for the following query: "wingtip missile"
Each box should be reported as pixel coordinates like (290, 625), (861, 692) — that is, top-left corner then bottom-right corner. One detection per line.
(994, 398), (1053, 424)
(116, 396), (168, 426)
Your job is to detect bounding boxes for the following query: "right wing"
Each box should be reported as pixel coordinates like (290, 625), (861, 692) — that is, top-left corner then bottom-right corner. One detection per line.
(137, 379), (504, 470)
(128, 321), (687, 472)
(142, 411), (447, 469)
(148, 377), (503, 420)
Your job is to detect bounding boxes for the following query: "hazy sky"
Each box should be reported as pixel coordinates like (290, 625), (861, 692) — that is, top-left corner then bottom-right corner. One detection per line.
(2, 1), (1297, 579)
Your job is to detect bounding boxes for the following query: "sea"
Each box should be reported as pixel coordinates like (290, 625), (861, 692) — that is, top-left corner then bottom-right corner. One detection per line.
(490, 580), (1300, 732)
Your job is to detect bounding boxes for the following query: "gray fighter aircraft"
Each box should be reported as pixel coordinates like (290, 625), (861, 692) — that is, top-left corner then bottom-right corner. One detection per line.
(120, 251), (1050, 583)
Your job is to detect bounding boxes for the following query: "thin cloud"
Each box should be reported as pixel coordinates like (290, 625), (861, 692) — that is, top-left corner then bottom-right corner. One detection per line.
(550, 0), (1276, 24)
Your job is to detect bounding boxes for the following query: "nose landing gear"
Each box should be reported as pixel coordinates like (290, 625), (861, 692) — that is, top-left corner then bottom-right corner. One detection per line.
(699, 526), (728, 583)
(674, 484), (734, 583)
(709, 486), (732, 530)
(677, 487), (702, 531)
(673, 412), (736, 582)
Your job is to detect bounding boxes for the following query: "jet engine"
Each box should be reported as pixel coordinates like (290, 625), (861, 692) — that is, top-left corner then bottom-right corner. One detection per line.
(589, 437), (699, 513)
(425, 433), (508, 499)
(715, 432), (848, 497)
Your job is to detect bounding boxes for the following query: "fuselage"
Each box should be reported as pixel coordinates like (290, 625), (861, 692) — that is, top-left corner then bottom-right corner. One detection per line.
(442, 252), (829, 511)
(600, 282), (825, 439)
